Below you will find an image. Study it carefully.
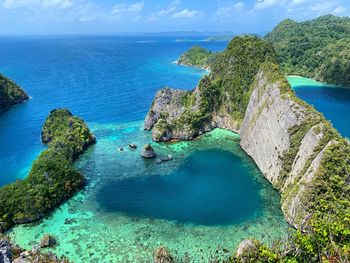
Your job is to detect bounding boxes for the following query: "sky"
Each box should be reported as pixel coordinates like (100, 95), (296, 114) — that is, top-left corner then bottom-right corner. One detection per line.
(0, 0), (349, 34)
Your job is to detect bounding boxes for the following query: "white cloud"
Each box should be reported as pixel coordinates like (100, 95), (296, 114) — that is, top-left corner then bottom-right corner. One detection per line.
(333, 6), (347, 14)
(253, 0), (282, 11)
(215, 2), (245, 17)
(111, 1), (144, 20)
(2, 0), (73, 9)
(149, 1), (200, 21)
(112, 1), (144, 15)
(172, 8), (200, 18)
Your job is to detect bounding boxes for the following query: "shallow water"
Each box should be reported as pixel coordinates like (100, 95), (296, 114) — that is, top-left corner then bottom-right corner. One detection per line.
(9, 126), (287, 262)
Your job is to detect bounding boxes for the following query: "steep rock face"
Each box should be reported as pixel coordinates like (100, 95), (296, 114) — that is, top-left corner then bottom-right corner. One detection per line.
(239, 70), (341, 227)
(145, 35), (349, 230)
(0, 74), (28, 112)
(240, 71), (307, 186)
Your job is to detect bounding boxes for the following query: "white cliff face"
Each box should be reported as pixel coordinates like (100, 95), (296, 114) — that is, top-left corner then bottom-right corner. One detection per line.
(240, 70), (339, 227)
(240, 72), (307, 186)
(283, 123), (324, 192)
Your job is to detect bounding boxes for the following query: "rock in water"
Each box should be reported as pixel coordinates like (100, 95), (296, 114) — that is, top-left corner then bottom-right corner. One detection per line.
(39, 234), (57, 248)
(129, 144), (137, 149)
(141, 144), (156, 159)
(0, 239), (12, 263)
(154, 246), (174, 263)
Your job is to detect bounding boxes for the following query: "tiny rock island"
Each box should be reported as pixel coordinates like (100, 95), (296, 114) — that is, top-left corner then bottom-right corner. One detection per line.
(146, 34), (350, 261)
(0, 74), (28, 112)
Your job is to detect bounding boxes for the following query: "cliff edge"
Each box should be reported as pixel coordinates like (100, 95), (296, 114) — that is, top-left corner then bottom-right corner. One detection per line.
(145, 35), (350, 260)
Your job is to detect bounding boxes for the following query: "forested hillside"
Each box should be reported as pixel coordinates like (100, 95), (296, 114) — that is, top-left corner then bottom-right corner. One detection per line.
(266, 15), (350, 86)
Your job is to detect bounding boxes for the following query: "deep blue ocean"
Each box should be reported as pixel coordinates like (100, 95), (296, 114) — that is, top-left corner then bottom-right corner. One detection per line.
(2, 36), (350, 262)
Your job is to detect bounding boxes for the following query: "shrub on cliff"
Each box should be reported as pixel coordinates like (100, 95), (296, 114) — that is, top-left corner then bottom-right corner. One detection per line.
(0, 109), (95, 231)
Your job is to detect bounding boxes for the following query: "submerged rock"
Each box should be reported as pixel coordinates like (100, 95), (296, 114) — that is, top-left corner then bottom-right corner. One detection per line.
(39, 234), (57, 248)
(141, 144), (156, 159)
(236, 239), (257, 258)
(154, 246), (174, 263)
(129, 144), (137, 149)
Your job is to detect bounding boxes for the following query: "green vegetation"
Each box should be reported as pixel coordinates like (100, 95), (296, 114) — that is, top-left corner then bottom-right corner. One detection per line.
(230, 138), (350, 262)
(0, 74), (28, 111)
(156, 33), (350, 262)
(177, 45), (218, 68)
(0, 109), (95, 231)
(265, 15), (350, 86)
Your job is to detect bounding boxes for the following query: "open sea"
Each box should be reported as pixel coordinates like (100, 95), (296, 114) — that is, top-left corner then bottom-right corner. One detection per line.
(0, 36), (348, 262)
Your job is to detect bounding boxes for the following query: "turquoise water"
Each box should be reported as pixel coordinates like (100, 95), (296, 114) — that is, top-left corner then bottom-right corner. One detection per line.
(9, 126), (287, 262)
(1, 36), (288, 262)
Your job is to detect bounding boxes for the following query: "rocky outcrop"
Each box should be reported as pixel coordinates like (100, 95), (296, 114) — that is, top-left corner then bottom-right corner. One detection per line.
(39, 235), (56, 248)
(0, 74), (28, 112)
(141, 144), (156, 159)
(145, 35), (348, 230)
(0, 239), (12, 263)
(153, 246), (174, 263)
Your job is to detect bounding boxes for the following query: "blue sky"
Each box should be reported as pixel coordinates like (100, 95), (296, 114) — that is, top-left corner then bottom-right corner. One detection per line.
(0, 0), (349, 34)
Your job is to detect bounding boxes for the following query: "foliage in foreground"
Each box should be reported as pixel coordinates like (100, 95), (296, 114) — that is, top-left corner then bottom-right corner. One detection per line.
(0, 109), (95, 231)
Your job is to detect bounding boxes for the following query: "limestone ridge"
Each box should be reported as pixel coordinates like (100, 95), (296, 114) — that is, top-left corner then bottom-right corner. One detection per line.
(0, 74), (28, 112)
(144, 35), (350, 230)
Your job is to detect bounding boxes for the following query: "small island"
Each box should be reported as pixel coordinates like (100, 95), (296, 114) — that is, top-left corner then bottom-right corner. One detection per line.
(176, 45), (218, 69)
(0, 109), (95, 232)
(0, 74), (28, 112)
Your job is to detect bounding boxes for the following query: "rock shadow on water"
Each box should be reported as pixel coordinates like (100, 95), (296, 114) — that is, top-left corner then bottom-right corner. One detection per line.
(95, 149), (263, 226)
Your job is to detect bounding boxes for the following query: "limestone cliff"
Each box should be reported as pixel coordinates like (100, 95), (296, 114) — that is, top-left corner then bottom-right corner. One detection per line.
(145, 35), (350, 230)
(0, 74), (28, 112)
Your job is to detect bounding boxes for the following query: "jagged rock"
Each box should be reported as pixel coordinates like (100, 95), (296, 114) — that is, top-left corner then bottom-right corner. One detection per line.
(141, 144), (156, 159)
(154, 246), (174, 263)
(236, 239), (257, 258)
(39, 234), (56, 248)
(0, 239), (12, 263)
(129, 144), (137, 149)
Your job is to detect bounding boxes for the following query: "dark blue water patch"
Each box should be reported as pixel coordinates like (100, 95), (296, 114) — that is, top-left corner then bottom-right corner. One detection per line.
(96, 149), (262, 226)
(294, 85), (350, 138)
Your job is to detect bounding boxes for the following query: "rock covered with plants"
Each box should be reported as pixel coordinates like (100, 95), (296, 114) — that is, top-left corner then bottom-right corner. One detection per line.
(0, 109), (95, 231)
(0, 74), (28, 112)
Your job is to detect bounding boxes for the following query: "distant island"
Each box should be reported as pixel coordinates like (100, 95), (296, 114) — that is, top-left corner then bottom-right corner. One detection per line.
(0, 74), (28, 112)
(176, 45), (219, 69)
(203, 35), (234, 42)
